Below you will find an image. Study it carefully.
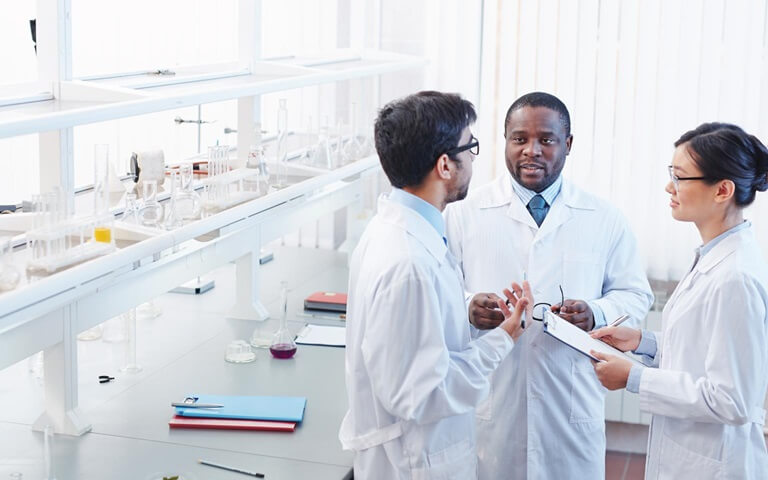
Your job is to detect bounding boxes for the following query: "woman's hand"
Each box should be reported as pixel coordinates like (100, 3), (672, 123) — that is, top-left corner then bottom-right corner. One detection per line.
(497, 281), (533, 341)
(589, 325), (642, 352)
(591, 350), (633, 390)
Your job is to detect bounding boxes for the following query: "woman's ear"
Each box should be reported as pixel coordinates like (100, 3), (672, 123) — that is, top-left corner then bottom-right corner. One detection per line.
(714, 179), (735, 204)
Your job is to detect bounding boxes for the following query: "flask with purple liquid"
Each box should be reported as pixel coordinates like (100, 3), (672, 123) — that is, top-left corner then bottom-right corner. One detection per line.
(270, 281), (297, 359)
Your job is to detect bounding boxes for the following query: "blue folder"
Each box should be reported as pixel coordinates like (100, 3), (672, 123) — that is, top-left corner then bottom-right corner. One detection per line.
(175, 394), (307, 423)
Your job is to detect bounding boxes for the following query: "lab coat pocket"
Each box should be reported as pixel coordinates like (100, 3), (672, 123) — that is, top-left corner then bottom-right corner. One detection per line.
(569, 361), (603, 429)
(410, 438), (477, 480)
(659, 430), (723, 480)
(562, 254), (602, 300)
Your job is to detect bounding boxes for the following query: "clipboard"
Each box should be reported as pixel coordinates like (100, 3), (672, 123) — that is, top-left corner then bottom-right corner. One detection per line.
(542, 310), (645, 367)
(168, 415), (296, 432)
(174, 394), (307, 422)
(295, 324), (345, 347)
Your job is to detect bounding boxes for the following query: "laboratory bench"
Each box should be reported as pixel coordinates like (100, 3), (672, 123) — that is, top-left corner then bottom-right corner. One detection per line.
(0, 245), (354, 480)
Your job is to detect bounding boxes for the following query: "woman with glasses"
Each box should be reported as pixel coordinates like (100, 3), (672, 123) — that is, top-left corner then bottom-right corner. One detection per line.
(590, 122), (768, 479)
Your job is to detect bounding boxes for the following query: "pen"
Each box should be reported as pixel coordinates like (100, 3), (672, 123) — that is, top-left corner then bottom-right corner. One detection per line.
(609, 314), (630, 327)
(171, 402), (224, 408)
(199, 459), (265, 478)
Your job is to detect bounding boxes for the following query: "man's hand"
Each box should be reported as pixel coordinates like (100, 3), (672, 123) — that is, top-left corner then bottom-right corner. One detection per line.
(591, 351), (632, 390)
(551, 299), (594, 331)
(469, 293), (505, 329)
(589, 326), (642, 352)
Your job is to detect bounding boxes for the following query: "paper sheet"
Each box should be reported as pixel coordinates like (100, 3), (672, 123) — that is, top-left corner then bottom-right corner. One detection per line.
(542, 310), (645, 366)
(296, 324), (346, 347)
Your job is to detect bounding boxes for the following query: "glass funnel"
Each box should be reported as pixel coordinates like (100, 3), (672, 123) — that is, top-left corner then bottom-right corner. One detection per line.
(269, 281), (297, 359)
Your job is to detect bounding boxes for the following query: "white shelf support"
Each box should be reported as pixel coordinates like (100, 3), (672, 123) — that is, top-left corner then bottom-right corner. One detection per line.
(236, 0), (262, 168)
(32, 305), (92, 436)
(37, 0), (75, 208)
(230, 227), (270, 321)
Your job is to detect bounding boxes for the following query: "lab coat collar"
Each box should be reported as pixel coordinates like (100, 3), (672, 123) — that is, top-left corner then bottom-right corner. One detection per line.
(477, 176), (597, 233)
(692, 225), (749, 274)
(377, 194), (449, 265)
(478, 175), (597, 210)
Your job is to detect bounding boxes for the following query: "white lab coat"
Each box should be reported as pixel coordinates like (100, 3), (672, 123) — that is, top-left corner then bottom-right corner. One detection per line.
(339, 194), (516, 479)
(638, 225), (768, 479)
(444, 176), (653, 479)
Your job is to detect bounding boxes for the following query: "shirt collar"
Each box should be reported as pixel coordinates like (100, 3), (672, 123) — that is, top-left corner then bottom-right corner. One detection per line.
(509, 175), (563, 207)
(697, 220), (751, 259)
(388, 188), (445, 239)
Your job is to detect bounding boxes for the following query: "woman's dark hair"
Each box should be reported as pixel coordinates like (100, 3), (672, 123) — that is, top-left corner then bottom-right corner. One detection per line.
(374, 91), (476, 189)
(675, 122), (768, 206)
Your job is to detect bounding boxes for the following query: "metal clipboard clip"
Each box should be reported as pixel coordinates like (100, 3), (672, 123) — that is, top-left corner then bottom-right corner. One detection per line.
(171, 396), (223, 409)
(542, 307), (556, 330)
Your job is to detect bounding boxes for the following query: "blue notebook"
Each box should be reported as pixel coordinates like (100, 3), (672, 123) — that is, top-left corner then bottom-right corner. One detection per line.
(175, 394), (307, 423)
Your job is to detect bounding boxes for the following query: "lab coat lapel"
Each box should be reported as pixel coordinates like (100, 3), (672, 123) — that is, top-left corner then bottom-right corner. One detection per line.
(665, 231), (740, 325)
(535, 181), (593, 240)
(477, 176), (537, 228)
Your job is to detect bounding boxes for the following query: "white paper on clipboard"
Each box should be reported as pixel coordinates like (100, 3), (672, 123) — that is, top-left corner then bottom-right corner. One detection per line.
(542, 310), (645, 366)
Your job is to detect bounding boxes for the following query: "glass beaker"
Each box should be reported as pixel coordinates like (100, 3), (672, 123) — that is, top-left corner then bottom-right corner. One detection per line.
(273, 98), (289, 190)
(175, 163), (201, 222)
(138, 180), (163, 228)
(269, 281), (297, 359)
(123, 192), (140, 223)
(245, 145), (267, 194)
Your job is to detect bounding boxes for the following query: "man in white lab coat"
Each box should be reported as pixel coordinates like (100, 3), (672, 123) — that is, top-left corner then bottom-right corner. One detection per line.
(339, 91), (531, 479)
(444, 92), (654, 479)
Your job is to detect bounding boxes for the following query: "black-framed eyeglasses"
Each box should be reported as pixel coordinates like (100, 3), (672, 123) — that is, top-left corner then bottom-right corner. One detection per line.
(667, 165), (707, 192)
(446, 135), (479, 157)
(530, 285), (564, 322)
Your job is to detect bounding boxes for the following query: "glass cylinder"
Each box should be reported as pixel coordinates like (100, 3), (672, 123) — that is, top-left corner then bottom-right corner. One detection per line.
(93, 144), (113, 244)
(269, 281), (297, 359)
(163, 170), (182, 230)
(119, 308), (142, 373)
(273, 98), (289, 189)
(138, 180), (163, 228)
(43, 424), (56, 480)
(176, 163), (201, 222)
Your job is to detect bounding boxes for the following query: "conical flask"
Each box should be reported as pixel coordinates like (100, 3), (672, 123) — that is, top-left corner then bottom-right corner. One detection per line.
(269, 281), (297, 359)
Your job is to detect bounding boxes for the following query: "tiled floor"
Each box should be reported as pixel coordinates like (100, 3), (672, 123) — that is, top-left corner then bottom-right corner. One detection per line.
(606, 451), (646, 480)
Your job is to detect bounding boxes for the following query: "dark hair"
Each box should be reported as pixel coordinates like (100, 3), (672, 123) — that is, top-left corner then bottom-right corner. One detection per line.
(674, 122), (768, 207)
(504, 91), (571, 136)
(374, 91), (476, 189)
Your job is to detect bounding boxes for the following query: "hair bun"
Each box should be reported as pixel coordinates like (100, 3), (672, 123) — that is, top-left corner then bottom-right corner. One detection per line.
(749, 134), (768, 192)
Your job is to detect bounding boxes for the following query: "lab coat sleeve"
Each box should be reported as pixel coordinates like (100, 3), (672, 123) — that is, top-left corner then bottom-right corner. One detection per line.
(638, 275), (767, 425)
(360, 267), (514, 425)
(590, 213), (654, 327)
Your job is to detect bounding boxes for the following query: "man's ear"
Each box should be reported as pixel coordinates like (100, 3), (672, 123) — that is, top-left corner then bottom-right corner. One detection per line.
(565, 134), (574, 155)
(435, 153), (453, 180)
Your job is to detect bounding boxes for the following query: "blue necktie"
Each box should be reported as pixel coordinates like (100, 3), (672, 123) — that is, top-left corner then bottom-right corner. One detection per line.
(527, 194), (549, 227)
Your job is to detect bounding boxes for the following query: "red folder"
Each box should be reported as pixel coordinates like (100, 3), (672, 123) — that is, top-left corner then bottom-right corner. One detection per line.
(168, 415), (296, 432)
(304, 291), (347, 312)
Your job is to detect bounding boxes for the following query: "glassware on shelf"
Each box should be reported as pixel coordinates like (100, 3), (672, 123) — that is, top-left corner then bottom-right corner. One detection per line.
(311, 118), (336, 170)
(138, 180), (163, 228)
(245, 145), (268, 194)
(93, 144), (113, 244)
(136, 299), (162, 320)
(122, 192), (140, 223)
(0, 237), (20, 292)
(341, 102), (367, 165)
(163, 170), (183, 230)
(272, 98), (289, 190)
(225, 340), (256, 363)
(175, 163), (201, 222)
(269, 281), (297, 359)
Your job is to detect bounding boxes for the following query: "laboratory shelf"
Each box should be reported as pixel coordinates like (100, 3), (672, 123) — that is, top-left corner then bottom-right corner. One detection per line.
(0, 50), (426, 139)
